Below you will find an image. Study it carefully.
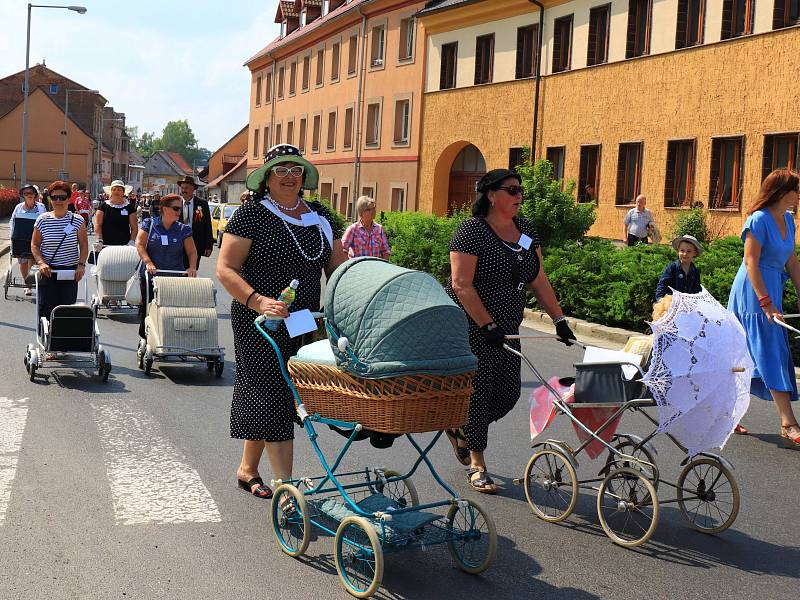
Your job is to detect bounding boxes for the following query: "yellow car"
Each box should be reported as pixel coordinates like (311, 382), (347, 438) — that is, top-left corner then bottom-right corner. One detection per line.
(211, 203), (240, 247)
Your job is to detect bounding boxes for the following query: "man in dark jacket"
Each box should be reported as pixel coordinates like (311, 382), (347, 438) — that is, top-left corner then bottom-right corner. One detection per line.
(177, 175), (213, 269)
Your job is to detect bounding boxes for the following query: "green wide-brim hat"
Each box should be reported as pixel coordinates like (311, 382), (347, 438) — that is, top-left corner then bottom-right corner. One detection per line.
(246, 143), (319, 192)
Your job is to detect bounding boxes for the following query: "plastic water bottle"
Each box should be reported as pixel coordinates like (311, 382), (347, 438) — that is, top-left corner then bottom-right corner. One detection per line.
(263, 279), (299, 331)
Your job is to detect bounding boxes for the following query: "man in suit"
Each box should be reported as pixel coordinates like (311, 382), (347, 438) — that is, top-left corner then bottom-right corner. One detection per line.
(177, 175), (213, 269)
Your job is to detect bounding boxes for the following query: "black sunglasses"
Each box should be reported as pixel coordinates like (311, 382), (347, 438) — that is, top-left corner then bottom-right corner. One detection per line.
(164, 205), (182, 213)
(50, 195), (69, 201)
(496, 185), (523, 196)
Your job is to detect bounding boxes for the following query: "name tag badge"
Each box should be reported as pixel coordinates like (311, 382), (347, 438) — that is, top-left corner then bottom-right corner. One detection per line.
(121, 209), (128, 216)
(301, 211), (320, 227)
(63, 225), (76, 235)
(518, 233), (533, 250)
(160, 235), (169, 246)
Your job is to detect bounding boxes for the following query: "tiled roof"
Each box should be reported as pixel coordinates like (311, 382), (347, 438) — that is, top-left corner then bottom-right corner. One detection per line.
(417, 0), (482, 15)
(275, 0), (299, 22)
(167, 152), (193, 175)
(206, 156), (247, 187)
(246, 0), (368, 66)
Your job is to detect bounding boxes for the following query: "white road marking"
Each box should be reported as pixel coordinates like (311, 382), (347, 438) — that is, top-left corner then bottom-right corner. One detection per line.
(0, 397), (29, 524)
(92, 401), (221, 525)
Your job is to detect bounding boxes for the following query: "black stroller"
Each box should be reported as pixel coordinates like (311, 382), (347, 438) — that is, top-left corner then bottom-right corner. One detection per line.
(4, 213), (38, 299)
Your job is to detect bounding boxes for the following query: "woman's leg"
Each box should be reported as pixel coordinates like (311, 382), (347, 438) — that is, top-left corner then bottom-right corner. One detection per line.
(771, 389), (799, 427)
(264, 439), (294, 482)
(236, 439), (265, 481)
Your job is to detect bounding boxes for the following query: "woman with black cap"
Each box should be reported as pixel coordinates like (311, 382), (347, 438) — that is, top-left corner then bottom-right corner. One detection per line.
(446, 168), (575, 493)
(216, 144), (346, 499)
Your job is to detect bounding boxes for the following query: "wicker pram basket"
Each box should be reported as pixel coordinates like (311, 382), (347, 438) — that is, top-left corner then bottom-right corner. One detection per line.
(287, 361), (472, 434)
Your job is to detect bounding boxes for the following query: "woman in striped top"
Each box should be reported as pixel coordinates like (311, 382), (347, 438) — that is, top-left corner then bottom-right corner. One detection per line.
(31, 181), (89, 327)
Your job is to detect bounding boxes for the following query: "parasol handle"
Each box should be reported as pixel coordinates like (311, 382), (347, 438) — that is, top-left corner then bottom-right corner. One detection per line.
(731, 367), (746, 373)
(773, 318), (800, 337)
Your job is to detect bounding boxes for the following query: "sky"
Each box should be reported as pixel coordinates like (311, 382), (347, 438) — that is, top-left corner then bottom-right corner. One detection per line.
(0, 0), (281, 150)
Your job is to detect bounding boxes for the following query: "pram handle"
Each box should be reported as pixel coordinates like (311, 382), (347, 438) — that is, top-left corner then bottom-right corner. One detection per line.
(504, 334), (588, 350)
(254, 311), (324, 325)
(773, 317), (800, 338)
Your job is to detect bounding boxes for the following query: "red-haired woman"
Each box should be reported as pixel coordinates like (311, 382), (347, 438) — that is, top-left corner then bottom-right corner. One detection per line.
(31, 180), (89, 329)
(728, 168), (800, 448)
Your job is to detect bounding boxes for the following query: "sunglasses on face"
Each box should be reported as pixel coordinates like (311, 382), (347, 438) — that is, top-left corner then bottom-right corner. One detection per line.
(50, 195), (69, 201)
(164, 205), (182, 213)
(272, 165), (305, 178)
(497, 185), (524, 197)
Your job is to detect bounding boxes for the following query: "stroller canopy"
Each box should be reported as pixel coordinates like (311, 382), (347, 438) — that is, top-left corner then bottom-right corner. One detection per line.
(324, 257), (477, 379)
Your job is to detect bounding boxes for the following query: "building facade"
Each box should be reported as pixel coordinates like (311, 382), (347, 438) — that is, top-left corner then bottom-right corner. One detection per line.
(245, 0), (426, 219)
(143, 151), (195, 196)
(417, 0), (800, 238)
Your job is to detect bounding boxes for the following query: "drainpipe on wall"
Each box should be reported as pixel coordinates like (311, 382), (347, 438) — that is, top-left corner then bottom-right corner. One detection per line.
(269, 52), (277, 151)
(528, 0), (545, 162)
(353, 5), (368, 201)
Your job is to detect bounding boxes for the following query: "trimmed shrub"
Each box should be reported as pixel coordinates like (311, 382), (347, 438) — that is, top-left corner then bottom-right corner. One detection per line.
(307, 193), (348, 234)
(670, 208), (709, 244)
(0, 188), (19, 218)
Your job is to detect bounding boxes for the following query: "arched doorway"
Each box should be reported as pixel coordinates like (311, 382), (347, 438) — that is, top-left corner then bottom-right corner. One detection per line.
(448, 144), (486, 214)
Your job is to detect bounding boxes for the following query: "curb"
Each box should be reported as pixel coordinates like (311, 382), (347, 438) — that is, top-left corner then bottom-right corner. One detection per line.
(0, 242), (9, 259)
(523, 309), (636, 347)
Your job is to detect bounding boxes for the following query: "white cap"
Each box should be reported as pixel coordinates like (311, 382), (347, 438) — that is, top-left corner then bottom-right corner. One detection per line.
(290, 279), (300, 289)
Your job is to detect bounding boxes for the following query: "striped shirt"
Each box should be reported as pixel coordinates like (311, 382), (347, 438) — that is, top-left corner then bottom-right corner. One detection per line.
(34, 212), (84, 266)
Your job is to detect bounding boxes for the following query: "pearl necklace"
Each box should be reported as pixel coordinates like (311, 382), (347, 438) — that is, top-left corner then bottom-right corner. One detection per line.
(270, 194), (302, 211)
(268, 195), (326, 262)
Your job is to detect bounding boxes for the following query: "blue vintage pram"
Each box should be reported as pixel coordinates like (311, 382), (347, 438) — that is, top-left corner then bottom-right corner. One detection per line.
(255, 258), (495, 599)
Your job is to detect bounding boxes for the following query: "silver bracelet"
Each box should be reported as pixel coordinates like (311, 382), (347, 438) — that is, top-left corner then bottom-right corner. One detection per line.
(553, 315), (566, 325)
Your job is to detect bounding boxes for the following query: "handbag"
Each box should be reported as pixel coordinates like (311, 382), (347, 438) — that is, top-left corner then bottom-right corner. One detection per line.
(124, 219), (154, 306)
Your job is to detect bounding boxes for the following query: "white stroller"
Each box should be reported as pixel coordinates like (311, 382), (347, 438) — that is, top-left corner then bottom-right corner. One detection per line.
(136, 272), (225, 376)
(89, 245), (140, 314)
(25, 272), (112, 382)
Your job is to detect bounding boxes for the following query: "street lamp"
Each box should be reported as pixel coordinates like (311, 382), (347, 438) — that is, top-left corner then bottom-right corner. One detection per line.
(61, 88), (98, 180)
(20, 3), (87, 185)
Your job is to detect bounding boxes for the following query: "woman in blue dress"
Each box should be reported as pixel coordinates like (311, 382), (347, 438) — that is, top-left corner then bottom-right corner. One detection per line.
(728, 168), (800, 449)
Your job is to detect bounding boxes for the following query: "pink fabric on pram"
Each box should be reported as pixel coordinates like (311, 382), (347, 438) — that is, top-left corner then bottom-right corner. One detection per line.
(530, 376), (622, 459)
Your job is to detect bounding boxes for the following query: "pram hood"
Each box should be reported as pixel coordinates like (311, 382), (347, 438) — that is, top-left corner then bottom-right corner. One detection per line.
(96, 245), (140, 281)
(324, 257), (477, 379)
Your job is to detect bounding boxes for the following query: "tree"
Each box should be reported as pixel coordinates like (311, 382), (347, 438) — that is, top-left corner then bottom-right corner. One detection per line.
(126, 119), (206, 165)
(126, 126), (159, 157)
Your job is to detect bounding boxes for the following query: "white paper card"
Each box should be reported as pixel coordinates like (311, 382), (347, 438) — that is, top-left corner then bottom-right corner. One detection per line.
(63, 225), (76, 235)
(582, 346), (644, 380)
(56, 270), (76, 281)
(301, 211), (320, 227)
(284, 309), (317, 338)
(160, 235), (169, 246)
(519, 234), (533, 250)
(121, 210), (128, 216)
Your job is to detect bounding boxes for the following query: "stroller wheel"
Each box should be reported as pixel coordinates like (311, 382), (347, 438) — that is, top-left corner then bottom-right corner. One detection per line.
(271, 484), (310, 557)
(97, 349), (112, 382)
(373, 470), (418, 508)
(214, 360), (224, 378)
(524, 449), (578, 522)
(335, 516), (384, 598)
(143, 346), (154, 376)
(206, 360), (214, 372)
(677, 457), (740, 534)
(446, 498), (497, 575)
(603, 439), (659, 498)
(597, 467), (659, 548)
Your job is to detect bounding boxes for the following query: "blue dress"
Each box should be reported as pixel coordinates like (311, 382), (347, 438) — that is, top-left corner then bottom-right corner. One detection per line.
(728, 210), (798, 401)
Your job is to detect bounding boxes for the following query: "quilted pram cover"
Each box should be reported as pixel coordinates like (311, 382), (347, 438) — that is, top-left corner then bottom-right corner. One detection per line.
(95, 245), (140, 300)
(323, 257), (477, 378)
(146, 277), (219, 351)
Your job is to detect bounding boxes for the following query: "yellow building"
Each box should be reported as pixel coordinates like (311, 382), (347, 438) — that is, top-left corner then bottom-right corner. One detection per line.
(245, 0), (426, 219)
(417, 0), (800, 239)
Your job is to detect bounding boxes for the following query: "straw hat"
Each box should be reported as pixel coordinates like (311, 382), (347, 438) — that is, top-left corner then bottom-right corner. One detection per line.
(103, 180), (133, 195)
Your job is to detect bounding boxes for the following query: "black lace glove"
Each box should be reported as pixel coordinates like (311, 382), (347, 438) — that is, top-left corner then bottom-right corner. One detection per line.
(480, 322), (506, 349)
(555, 319), (576, 346)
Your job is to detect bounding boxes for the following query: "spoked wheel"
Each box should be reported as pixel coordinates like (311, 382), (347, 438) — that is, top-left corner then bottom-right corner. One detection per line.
(523, 449), (578, 522)
(143, 346), (154, 375)
(136, 340), (145, 370)
(373, 470), (419, 508)
(271, 484), (310, 557)
(597, 468), (659, 548)
(335, 516), (383, 599)
(446, 498), (497, 574)
(603, 439), (659, 500)
(214, 360), (224, 378)
(677, 457), (740, 534)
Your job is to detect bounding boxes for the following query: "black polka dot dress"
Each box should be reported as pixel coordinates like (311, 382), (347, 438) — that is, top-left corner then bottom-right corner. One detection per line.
(445, 216), (541, 453)
(225, 199), (341, 442)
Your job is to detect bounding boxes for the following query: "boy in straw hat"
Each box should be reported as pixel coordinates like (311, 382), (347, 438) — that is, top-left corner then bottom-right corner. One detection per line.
(655, 234), (703, 300)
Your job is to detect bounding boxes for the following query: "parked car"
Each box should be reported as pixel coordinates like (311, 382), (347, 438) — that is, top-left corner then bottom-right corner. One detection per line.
(211, 203), (240, 247)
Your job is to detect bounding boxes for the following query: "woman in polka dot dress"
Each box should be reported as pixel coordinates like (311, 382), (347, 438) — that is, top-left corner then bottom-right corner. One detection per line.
(446, 168), (576, 494)
(217, 144), (346, 499)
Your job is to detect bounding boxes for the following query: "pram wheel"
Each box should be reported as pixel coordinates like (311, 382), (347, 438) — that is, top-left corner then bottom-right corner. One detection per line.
(523, 449), (578, 522)
(214, 360), (224, 378)
(136, 340), (145, 370)
(206, 360), (214, 371)
(373, 470), (418, 508)
(602, 439), (659, 497)
(143, 346), (154, 375)
(597, 467), (659, 548)
(271, 484), (311, 557)
(335, 516), (384, 598)
(677, 457), (740, 534)
(97, 348), (112, 382)
(446, 498), (497, 575)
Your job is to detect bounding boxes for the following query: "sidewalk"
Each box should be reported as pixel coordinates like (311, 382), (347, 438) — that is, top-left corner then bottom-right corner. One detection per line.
(522, 309), (635, 350)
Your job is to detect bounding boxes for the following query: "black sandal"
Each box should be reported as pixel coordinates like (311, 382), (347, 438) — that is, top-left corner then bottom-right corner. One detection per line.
(445, 429), (471, 466)
(466, 467), (497, 495)
(237, 477), (273, 499)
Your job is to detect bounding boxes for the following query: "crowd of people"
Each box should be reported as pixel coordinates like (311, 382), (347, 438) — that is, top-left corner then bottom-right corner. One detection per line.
(8, 144), (800, 502)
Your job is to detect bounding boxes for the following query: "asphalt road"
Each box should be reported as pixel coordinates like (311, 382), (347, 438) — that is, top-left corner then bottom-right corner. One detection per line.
(0, 245), (798, 600)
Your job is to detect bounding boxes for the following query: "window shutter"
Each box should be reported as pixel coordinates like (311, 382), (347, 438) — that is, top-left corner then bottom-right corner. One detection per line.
(721, 0), (733, 39)
(665, 143), (676, 206)
(474, 38), (483, 84)
(773, 0), (787, 28)
(709, 141), (721, 206)
(516, 29), (525, 79)
(626, 0), (638, 58)
(616, 148), (627, 204)
(588, 12), (598, 65)
(762, 136), (774, 182)
(553, 25), (562, 72)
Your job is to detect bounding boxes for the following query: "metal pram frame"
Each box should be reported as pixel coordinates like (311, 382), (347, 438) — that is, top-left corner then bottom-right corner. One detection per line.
(255, 314), (497, 599)
(4, 215), (38, 299)
(505, 336), (741, 548)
